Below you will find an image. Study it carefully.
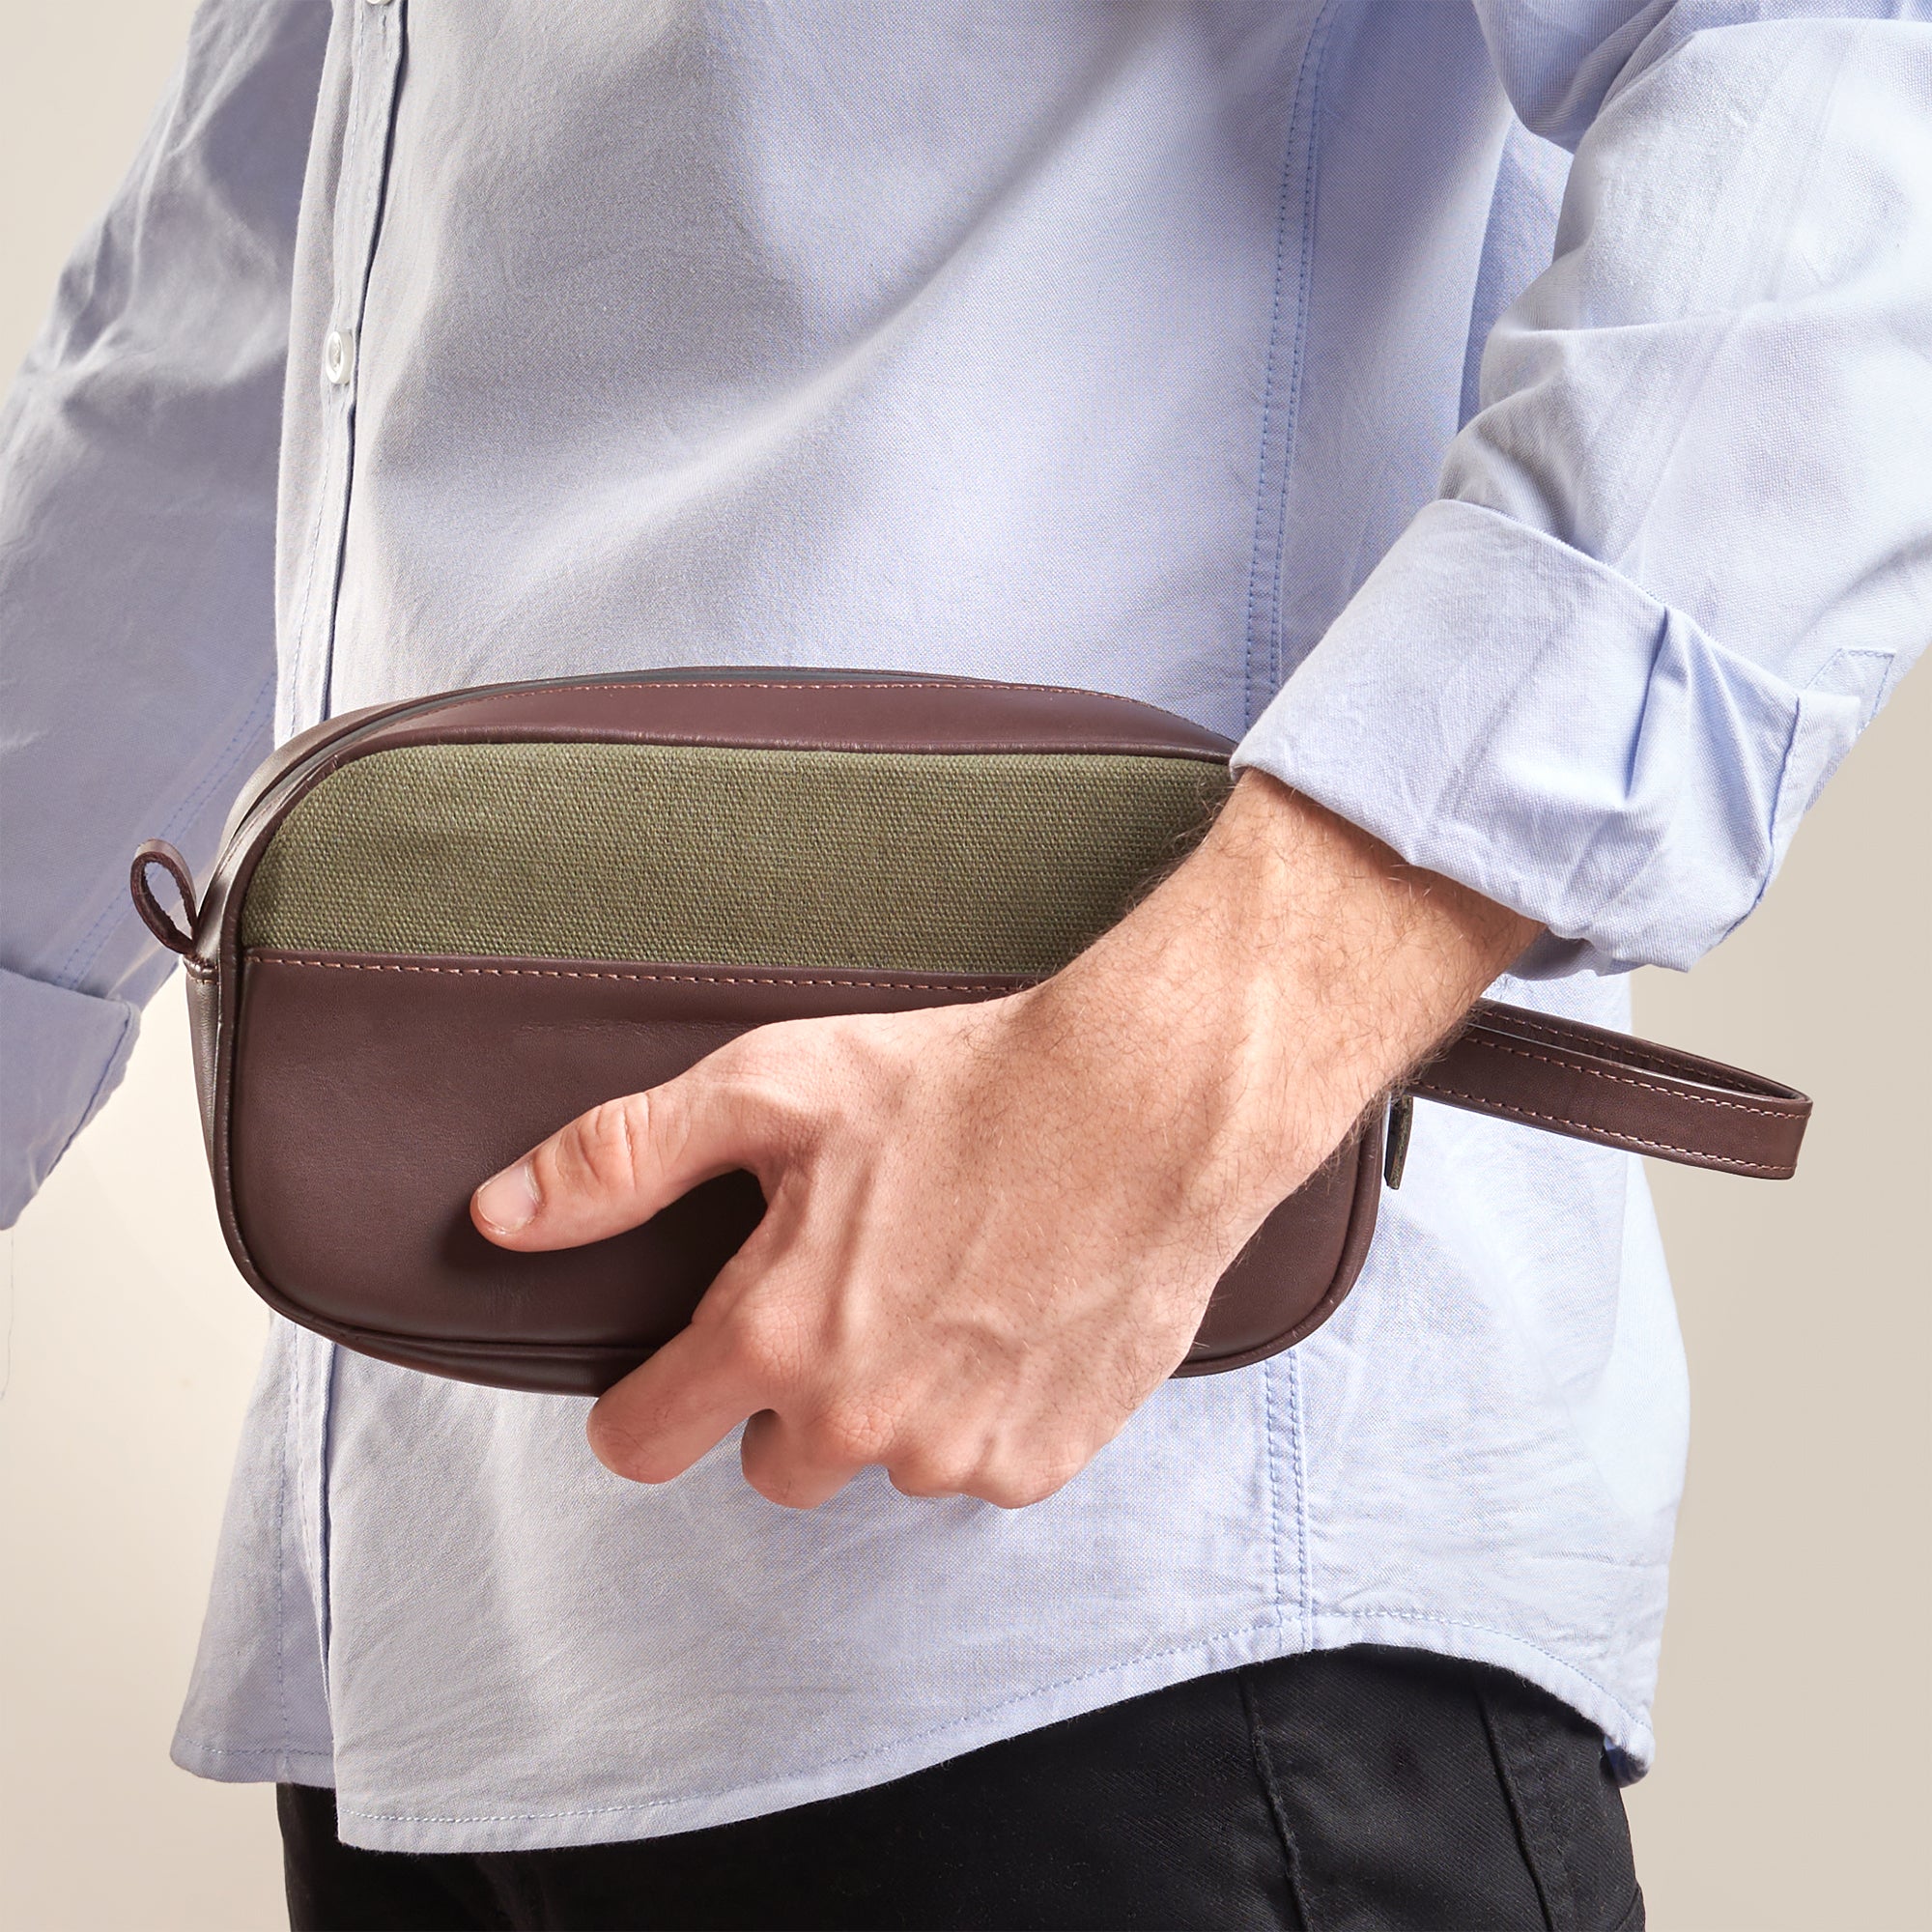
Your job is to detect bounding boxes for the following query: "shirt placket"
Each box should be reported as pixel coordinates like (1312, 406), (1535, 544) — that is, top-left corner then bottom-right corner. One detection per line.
(282, 0), (407, 1729)
(287, 0), (406, 735)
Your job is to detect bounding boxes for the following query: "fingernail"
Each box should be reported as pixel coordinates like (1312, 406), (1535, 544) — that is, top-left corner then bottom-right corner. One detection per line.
(474, 1160), (539, 1236)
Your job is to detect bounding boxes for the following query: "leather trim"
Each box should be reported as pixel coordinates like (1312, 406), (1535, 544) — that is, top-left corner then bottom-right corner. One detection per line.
(356, 672), (1236, 762)
(1174, 1109), (1385, 1376)
(217, 947), (1371, 1393)
(244, 948), (1040, 1017)
(184, 968), (219, 1162)
(1407, 1000), (1810, 1178)
(129, 839), (199, 954)
(297, 1327), (655, 1397)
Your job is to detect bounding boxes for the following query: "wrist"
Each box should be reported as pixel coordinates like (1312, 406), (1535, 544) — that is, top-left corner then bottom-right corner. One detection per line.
(1089, 771), (1540, 1197)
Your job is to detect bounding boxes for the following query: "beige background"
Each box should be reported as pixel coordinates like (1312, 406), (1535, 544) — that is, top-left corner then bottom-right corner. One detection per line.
(1, 8), (1925, 1928)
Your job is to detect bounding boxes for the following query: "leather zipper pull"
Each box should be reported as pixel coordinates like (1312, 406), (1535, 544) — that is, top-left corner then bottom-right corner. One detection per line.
(130, 838), (200, 955)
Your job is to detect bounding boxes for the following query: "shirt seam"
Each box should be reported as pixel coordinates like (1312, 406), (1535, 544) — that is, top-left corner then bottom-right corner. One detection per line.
(1329, 1605), (1648, 1736)
(176, 1734), (333, 1760)
(1242, 0), (1337, 730)
(1291, 1351), (1313, 1649)
(1264, 3), (1339, 708)
(1262, 1358), (1282, 1638)
(246, 957), (1037, 994)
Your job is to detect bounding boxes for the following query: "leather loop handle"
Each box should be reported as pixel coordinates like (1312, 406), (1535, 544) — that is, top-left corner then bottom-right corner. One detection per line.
(130, 838), (200, 955)
(1406, 999), (1810, 1179)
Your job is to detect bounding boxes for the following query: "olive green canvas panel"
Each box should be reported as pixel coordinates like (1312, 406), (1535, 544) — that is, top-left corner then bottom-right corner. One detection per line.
(241, 743), (1232, 974)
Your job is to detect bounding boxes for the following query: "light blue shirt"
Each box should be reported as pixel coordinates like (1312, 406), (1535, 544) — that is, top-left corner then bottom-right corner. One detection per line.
(3, 0), (1925, 1855)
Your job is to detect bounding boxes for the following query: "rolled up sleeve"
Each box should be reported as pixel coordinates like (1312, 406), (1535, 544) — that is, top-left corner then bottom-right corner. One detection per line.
(0, 0), (327, 1225)
(1234, 8), (1929, 976)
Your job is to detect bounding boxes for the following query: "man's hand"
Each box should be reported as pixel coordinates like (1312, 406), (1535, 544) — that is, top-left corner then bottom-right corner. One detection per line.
(471, 773), (1537, 1509)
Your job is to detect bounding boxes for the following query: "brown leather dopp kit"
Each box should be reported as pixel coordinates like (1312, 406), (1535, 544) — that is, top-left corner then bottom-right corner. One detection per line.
(130, 670), (1812, 1396)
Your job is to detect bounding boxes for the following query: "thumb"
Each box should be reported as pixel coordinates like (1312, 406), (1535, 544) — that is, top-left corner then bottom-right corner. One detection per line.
(471, 1064), (765, 1251)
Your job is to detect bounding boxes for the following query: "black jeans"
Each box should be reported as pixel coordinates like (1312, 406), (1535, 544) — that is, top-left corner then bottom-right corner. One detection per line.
(280, 1645), (1642, 1931)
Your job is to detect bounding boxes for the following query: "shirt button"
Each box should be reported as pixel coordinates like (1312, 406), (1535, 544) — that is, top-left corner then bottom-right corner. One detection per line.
(324, 328), (355, 386)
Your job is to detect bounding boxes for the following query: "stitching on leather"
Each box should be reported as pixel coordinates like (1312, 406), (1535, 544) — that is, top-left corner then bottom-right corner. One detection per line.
(1455, 1032), (1799, 1119)
(1477, 1007), (1775, 1091)
(1484, 1008), (1692, 1070)
(1415, 1078), (1794, 1173)
(385, 680), (1227, 757)
(427, 677), (1165, 703)
(247, 954), (1034, 995)
(387, 726), (1224, 761)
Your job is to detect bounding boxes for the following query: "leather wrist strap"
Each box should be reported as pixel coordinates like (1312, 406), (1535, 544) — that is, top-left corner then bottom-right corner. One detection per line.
(1406, 999), (1810, 1179)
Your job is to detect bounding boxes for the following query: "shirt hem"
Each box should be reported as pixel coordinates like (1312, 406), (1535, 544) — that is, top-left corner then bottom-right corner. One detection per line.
(202, 1609), (1654, 1854)
(172, 1733), (336, 1788)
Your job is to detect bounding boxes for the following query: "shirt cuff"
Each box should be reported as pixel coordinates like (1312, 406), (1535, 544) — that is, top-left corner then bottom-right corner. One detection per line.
(1231, 498), (1886, 978)
(0, 965), (139, 1227)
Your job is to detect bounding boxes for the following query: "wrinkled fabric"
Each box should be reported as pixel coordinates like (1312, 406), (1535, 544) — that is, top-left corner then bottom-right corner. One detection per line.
(2, 0), (1925, 1855)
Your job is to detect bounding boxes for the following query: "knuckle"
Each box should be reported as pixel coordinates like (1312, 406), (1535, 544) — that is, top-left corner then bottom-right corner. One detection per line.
(741, 1460), (806, 1510)
(890, 1457), (975, 1500)
(974, 1451), (1087, 1511)
(721, 1305), (807, 1393)
(731, 1072), (823, 1158)
(886, 1429), (983, 1498)
(716, 1025), (851, 1151)
(554, 1093), (652, 1198)
(976, 1475), (1051, 1511)
(806, 1401), (895, 1469)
